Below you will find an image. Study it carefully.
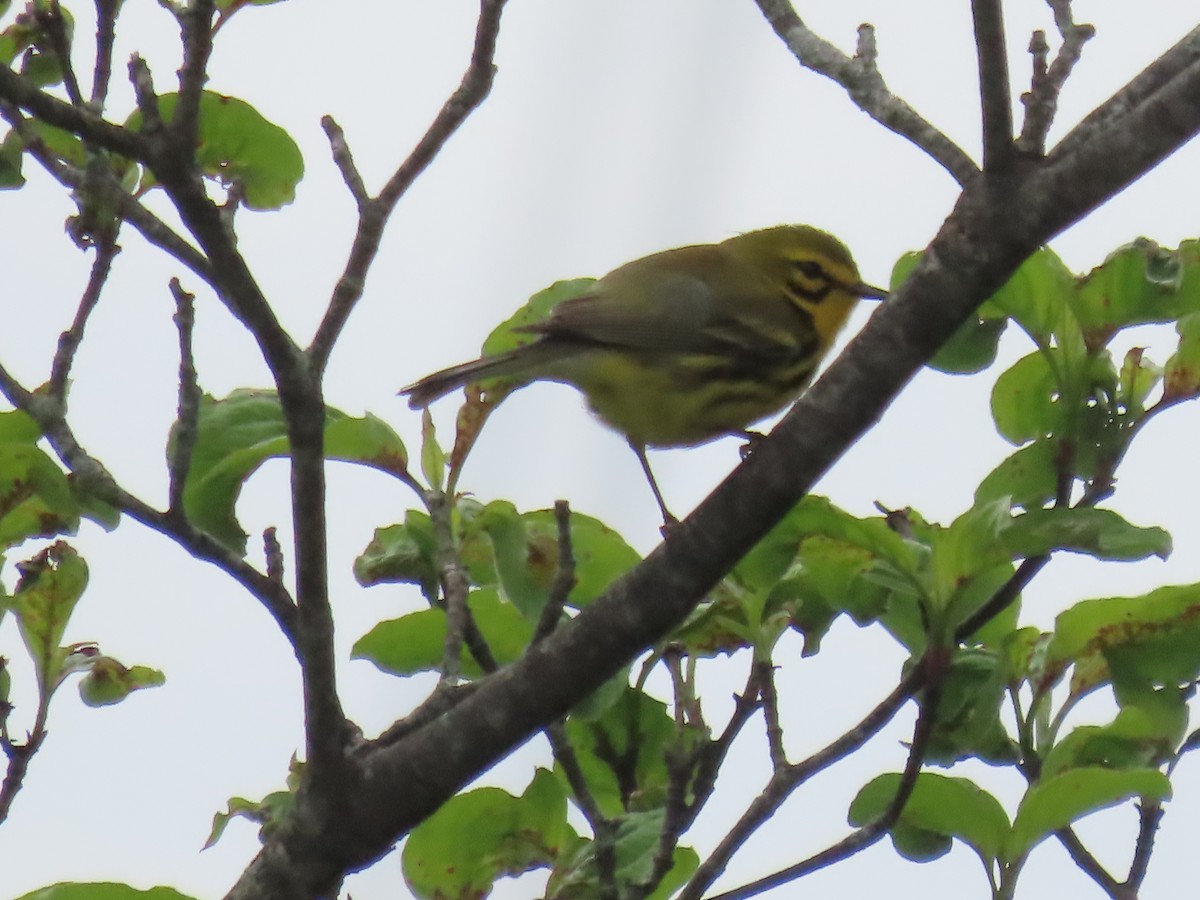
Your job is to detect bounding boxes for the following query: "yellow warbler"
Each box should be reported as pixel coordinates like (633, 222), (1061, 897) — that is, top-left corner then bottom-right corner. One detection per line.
(401, 225), (885, 522)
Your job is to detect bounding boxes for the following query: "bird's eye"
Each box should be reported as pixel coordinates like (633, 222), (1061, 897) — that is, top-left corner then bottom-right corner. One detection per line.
(794, 260), (826, 280)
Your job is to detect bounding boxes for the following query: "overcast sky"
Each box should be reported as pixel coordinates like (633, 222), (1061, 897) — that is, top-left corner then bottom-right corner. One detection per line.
(4, 2), (1200, 898)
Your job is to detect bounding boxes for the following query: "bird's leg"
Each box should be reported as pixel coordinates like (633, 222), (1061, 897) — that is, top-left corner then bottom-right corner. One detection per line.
(737, 430), (766, 460)
(630, 441), (677, 529)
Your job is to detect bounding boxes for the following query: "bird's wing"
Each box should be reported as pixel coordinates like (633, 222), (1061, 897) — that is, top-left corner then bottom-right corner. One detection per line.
(522, 246), (803, 359)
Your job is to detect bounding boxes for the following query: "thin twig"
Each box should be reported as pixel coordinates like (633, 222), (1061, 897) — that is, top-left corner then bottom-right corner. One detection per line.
(127, 54), (162, 132)
(321, 116), (369, 208)
(0, 60), (151, 162)
(678, 664), (925, 899)
(1017, 1), (1095, 154)
(758, 660), (788, 770)
(1125, 800), (1163, 891)
(48, 235), (120, 401)
(1054, 826), (1129, 898)
(546, 722), (609, 834)
(534, 500), (576, 643)
(971, 0), (1014, 170)
(752, 0), (979, 187)
(39, 1), (85, 107)
(0, 702), (48, 826)
(264, 526), (285, 584)
(705, 650), (948, 900)
(308, 0), (510, 373)
(430, 492), (470, 685)
(0, 359), (299, 641)
(686, 665), (767, 815)
(91, 0), (121, 107)
(174, 0), (216, 144)
(167, 278), (200, 515)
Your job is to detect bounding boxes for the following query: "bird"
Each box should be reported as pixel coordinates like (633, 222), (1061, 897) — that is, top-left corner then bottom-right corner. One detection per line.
(400, 225), (886, 523)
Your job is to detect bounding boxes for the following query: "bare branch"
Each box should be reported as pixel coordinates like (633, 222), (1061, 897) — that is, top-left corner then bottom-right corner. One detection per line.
(48, 235), (120, 401)
(91, 0), (121, 107)
(758, 660), (787, 770)
(264, 526), (285, 585)
(1125, 800), (1163, 891)
(1054, 826), (1129, 898)
(321, 116), (369, 208)
(127, 54), (163, 132)
(308, 0), (510, 373)
(174, 0), (215, 144)
(752, 0), (979, 187)
(0, 63), (150, 162)
(1017, 2), (1096, 154)
(39, 2), (85, 107)
(0, 99), (209, 279)
(534, 500), (576, 643)
(0, 360), (299, 641)
(705, 651), (948, 900)
(678, 666), (924, 899)
(167, 278), (200, 515)
(430, 491), (469, 685)
(972, 0), (1014, 170)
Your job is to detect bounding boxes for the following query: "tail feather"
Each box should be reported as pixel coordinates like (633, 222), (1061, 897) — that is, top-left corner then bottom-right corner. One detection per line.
(400, 343), (562, 409)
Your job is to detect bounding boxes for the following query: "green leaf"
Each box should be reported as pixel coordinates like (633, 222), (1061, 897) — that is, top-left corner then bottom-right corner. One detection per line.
(419, 409), (445, 492)
(849, 772), (1010, 866)
(0, 442), (81, 548)
(1073, 238), (1200, 342)
(1003, 507), (1171, 561)
(548, 811), (699, 900)
(991, 352), (1060, 445)
(467, 502), (640, 619)
(925, 648), (1020, 765)
(403, 769), (571, 899)
(353, 512), (439, 600)
(325, 412), (408, 476)
(1006, 767), (1170, 862)
(352, 587), (534, 678)
(77, 658), (165, 707)
(520, 508), (640, 608)
(555, 689), (697, 819)
(1042, 706), (1180, 779)
(173, 390), (291, 553)
(990, 247), (1076, 344)
(930, 316), (1008, 374)
(975, 441), (1060, 510)
(1163, 311), (1200, 402)
(8, 542), (88, 690)
(126, 92), (304, 209)
(14, 886), (199, 900)
(1047, 584), (1200, 689)
(176, 390), (394, 554)
(929, 498), (1014, 611)
(204, 755), (303, 849)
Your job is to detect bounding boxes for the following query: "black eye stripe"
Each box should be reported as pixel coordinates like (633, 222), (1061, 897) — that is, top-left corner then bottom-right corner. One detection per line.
(794, 260), (826, 279)
(787, 259), (834, 303)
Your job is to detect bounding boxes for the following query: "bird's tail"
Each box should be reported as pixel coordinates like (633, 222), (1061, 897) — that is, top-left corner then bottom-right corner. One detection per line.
(399, 342), (563, 409)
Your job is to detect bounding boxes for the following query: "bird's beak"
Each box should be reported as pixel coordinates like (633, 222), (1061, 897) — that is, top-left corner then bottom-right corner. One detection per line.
(854, 281), (890, 300)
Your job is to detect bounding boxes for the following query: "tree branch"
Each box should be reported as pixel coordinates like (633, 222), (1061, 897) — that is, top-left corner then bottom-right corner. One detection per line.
(48, 235), (120, 401)
(0, 66), (150, 161)
(1017, 2), (1095, 154)
(167, 278), (200, 516)
(752, 0), (979, 187)
(703, 650), (948, 900)
(308, 0), (509, 374)
(972, 0), (1014, 170)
